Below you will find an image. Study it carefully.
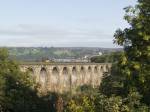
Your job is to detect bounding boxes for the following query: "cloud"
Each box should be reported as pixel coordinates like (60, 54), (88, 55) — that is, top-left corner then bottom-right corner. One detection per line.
(0, 24), (115, 47)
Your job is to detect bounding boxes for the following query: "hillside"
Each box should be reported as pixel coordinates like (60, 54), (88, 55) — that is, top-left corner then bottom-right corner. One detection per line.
(6, 47), (122, 62)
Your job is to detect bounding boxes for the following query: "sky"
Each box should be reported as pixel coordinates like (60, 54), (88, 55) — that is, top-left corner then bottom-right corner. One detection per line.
(0, 0), (137, 48)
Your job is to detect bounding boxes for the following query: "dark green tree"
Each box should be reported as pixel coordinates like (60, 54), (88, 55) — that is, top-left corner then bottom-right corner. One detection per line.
(113, 0), (150, 105)
(90, 52), (122, 63)
(0, 48), (51, 112)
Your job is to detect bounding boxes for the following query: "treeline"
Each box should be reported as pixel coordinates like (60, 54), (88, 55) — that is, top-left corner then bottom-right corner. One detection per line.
(7, 47), (121, 61)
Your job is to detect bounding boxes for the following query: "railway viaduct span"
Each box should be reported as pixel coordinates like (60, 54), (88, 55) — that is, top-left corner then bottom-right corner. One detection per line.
(20, 62), (111, 93)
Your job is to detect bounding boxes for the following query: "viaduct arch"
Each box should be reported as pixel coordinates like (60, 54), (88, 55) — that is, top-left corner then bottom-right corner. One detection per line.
(20, 62), (111, 93)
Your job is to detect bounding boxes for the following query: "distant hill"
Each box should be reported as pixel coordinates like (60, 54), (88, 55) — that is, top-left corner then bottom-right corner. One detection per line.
(5, 47), (122, 62)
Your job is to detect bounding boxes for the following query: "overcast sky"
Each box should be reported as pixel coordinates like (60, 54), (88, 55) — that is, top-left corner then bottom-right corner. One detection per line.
(0, 0), (137, 48)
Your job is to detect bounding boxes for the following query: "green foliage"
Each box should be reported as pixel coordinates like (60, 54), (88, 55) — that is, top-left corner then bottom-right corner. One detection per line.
(100, 63), (126, 96)
(76, 85), (99, 96)
(95, 94), (126, 112)
(65, 90), (150, 112)
(0, 48), (51, 112)
(0, 48), (8, 61)
(90, 52), (122, 63)
(65, 96), (95, 112)
(95, 92), (150, 112)
(99, 0), (150, 111)
(114, 0), (150, 105)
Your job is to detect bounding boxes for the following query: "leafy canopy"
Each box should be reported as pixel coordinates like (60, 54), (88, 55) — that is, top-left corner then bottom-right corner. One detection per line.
(114, 0), (150, 105)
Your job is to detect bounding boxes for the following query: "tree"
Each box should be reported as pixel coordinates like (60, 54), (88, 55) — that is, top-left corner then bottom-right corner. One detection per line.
(65, 96), (95, 112)
(114, 0), (150, 105)
(90, 52), (122, 63)
(100, 63), (126, 96)
(0, 48), (51, 112)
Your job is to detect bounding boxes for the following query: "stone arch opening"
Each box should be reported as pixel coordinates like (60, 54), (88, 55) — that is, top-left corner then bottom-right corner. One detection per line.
(51, 67), (59, 91)
(62, 67), (70, 90)
(72, 67), (77, 75)
(81, 66), (85, 73)
(63, 67), (68, 75)
(87, 66), (92, 84)
(94, 66), (99, 85)
(72, 67), (77, 86)
(80, 66), (85, 77)
(94, 66), (98, 74)
(52, 67), (59, 75)
(40, 67), (47, 86)
(80, 66), (85, 84)
(106, 65), (110, 72)
(100, 66), (104, 72)
(88, 66), (92, 72)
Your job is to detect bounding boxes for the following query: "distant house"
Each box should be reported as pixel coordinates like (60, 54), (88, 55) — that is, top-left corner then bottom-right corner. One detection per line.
(45, 60), (50, 63)
(98, 52), (102, 56)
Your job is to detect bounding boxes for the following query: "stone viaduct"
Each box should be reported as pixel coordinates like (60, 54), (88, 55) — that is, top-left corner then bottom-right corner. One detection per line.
(19, 62), (111, 93)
